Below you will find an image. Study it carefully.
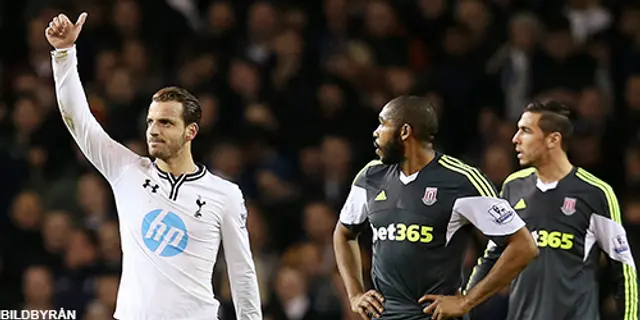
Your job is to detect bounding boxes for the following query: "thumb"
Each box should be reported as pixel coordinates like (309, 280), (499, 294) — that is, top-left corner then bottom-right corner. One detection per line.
(75, 12), (88, 28)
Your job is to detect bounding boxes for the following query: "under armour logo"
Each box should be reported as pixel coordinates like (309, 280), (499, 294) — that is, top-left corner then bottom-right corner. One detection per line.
(143, 179), (159, 193)
(195, 196), (206, 218)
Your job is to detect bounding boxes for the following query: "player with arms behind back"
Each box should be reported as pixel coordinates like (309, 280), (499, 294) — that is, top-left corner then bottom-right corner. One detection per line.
(466, 101), (639, 320)
(46, 13), (261, 320)
(333, 96), (538, 320)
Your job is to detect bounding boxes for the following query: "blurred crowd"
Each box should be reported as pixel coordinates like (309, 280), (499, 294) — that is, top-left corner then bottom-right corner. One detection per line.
(1, 0), (640, 319)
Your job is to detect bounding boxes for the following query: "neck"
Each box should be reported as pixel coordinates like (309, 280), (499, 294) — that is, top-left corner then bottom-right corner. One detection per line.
(535, 151), (573, 183)
(401, 144), (436, 176)
(156, 148), (197, 176)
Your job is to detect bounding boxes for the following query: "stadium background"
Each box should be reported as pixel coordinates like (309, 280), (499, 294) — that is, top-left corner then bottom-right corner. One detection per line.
(1, 0), (640, 319)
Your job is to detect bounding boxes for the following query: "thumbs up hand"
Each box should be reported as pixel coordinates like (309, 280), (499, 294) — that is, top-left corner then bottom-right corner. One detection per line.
(45, 12), (88, 50)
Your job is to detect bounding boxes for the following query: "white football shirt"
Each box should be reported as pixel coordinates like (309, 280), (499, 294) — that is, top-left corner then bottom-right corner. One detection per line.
(51, 46), (262, 320)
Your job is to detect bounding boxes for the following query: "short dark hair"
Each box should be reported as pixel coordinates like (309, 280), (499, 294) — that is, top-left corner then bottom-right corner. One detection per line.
(152, 86), (201, 127)
(387, 96), (438, 143)
(524, 100), (573, 150)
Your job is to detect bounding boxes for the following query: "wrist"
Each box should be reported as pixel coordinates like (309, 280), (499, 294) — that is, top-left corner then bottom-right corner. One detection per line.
(460, 294), (474, 312)
(344, 279), (365, 300)
(51, 45), (75, 61)
(347, 290), (364, 300)
(53, 45), (75, 52)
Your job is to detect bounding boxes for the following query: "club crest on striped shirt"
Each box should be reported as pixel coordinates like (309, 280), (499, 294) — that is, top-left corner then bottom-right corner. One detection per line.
(422, 187), (438, 206)
(561, 197), (576, 216)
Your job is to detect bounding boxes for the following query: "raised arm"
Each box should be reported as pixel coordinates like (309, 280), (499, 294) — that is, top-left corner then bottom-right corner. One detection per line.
(47, 13), (138, 183)
(221, 185), (262, 320)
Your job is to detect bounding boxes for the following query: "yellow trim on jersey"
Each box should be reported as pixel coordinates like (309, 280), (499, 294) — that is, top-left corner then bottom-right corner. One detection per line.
(352, 160), (383, 185)
(439, 155), (497, 198)
(513, 198), (527, 210)
(438, 155), (498, 293)
(500, 167), (536, 196)
(576, 168), (638, 320)
(375, 190), (387, 201)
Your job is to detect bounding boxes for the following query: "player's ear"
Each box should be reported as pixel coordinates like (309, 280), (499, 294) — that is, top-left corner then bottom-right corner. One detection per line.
(401, 123), (411, 140)
(547, 132), (561, 149)
(185, 123), (198, 141)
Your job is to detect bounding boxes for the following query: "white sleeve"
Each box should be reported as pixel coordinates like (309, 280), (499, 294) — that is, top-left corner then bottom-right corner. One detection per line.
(589, 214), (638, 318)
(339, 185), (368, 228)
(453, 196), (526, 236)
(591, 214), (636, 269)
(52, 45), (139, 183)
(221, 185), (262, 320)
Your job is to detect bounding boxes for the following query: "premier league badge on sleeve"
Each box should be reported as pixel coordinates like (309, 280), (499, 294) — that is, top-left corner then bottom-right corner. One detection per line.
(612, 234), (630, 254)
(488, 202), (515, 225)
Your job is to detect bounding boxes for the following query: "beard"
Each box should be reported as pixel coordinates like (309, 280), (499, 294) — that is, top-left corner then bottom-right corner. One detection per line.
(378, 129), (405, 165)
(148, 135), (186, 160)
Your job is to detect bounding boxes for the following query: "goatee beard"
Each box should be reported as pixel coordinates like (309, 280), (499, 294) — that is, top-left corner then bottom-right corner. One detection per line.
(381, 135), (405, 165)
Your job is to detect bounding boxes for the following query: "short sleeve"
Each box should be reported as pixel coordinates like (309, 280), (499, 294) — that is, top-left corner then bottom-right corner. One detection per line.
(453, 196), (526, 237)
(339, 185), (368, 233)
(339, 160), (381, 234)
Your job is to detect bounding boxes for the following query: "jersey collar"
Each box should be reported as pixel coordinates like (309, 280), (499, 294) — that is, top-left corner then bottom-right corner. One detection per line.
(398, 151), (442, 185)
(535, 166), (577, 192)
(153, 162), (207, 183)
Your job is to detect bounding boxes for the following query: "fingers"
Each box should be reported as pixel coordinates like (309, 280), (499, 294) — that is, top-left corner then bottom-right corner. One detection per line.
(351, 291), (385, 319)
(362, 301), (380, 318)
(58, 13), (72, 26)
(433, 307), (442, 320)
(53, 15), (68, 31)
(371, 291), (385, 304)
(367, 294), (384, 315)
(49, 15), (67, 36)
(49, 17), (61, 35)
(48, 13), (80, 35)
(354, 291), (385, 319)
(356, 308), (368, 320)
(418, 294), (439, 304)
(423, 300), (438, 314)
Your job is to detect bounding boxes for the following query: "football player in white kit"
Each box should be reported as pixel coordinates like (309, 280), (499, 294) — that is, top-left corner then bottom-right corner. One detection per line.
(45, 12), (262, 320)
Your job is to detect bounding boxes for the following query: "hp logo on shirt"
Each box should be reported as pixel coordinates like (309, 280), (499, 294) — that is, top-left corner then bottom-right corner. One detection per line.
(141, 209), (189, 257)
